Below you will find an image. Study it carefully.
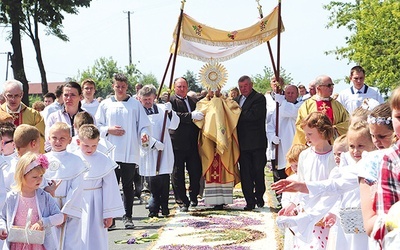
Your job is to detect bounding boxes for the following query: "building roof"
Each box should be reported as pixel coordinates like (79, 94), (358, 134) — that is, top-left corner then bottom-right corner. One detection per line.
(28, 82), (64, 95)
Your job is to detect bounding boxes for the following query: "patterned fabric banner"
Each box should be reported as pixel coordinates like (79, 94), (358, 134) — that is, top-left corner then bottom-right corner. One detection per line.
(170, 6), (284, 62)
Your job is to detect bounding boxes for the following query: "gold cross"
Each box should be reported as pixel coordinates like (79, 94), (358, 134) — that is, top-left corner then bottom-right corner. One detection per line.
(318, 102), (331, 114)
(211, 171), (219, 180)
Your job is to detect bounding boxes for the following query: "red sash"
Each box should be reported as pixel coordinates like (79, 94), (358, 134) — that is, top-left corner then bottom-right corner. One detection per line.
(11, 112), (22, 126)
(207, 154), (222, 184)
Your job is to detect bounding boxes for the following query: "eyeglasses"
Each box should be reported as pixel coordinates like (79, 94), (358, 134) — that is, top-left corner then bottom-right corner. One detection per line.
(320, 83), (334, 88)
(5, 93), (22, 100)
(3, 140), (13, 145)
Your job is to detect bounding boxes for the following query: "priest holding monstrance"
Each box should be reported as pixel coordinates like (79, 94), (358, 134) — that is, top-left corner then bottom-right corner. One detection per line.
(194, 63), (241, 210)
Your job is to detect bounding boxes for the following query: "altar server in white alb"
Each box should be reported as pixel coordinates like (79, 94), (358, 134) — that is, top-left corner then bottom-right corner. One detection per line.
(138, 85), (180, 217)
(44, 122), (87, 249)
(337, 65), (384, 114)
(267, 85), (302, 183)
(67, 111), (115, 156)
(95, 73), (151, 229)
(74, 124), (124, 249)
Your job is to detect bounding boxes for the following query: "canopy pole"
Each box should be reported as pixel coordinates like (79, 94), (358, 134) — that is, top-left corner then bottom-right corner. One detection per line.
(274, 0), (282, 163)
(157, 53), (173, 100)
(156, 0), (186, 174)
(256, 0), (278, 76)
(256, 0), (282, 165)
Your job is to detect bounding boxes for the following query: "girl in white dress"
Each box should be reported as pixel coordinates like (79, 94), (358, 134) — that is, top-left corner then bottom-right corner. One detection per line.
(277, 112), (336, 249)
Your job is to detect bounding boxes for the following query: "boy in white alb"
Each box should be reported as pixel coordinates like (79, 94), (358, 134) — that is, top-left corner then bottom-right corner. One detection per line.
(67, 111), (115, 156)
(75, 124), (124, 250)
(44, 122), (87, 249)
(80, 79), (100, 117)
(3, 124), (41, 192)
(0, 123), (17, 169)
(95, 73), (151, 228)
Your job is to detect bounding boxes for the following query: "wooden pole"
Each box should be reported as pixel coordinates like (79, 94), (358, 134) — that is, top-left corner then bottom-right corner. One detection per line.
(256, 0), (278, 76)
(274, 0), (282, 163)
(156, 0), (186, 174)
(157, 53), (173, 100)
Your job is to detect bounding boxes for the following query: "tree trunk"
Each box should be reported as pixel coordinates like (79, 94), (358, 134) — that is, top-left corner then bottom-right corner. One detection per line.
(9, 0), (29, 106)
(33, 37), (48, 95)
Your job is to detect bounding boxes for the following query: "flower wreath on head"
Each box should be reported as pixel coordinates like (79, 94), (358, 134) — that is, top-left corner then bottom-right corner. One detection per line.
(367, 115), (392, 125)
(24, 154), (49, 175)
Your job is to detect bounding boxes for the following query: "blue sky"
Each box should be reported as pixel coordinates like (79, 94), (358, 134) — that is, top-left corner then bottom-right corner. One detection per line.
(0, 0), (354, 93)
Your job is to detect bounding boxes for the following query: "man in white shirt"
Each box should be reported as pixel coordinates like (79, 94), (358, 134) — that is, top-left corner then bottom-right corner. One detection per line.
(337, 65), (384, 114)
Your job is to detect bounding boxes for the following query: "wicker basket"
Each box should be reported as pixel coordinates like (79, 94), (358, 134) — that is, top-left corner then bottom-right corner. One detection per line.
(8, 226), (45, 244)
(339, 207), (366, 234)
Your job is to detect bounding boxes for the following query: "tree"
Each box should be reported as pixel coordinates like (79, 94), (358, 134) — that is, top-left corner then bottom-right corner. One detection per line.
(324, 0), (400, 95)
(22, 0), (91, 95)
(138, 73), (159, 89)
(183, 70), (202, 93)
(78, 57), (142, 98)
(0, 0), (29, 106)
(0, 0), (92, 97)
(252, 66), (293, 94)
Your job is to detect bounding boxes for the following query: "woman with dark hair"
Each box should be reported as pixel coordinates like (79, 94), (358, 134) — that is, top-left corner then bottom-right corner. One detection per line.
(45, 82), (85, 151)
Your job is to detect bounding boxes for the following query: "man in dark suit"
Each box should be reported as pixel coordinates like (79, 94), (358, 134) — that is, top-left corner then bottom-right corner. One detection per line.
(169, 77), (204, 212)
(235, 75), (267, 210)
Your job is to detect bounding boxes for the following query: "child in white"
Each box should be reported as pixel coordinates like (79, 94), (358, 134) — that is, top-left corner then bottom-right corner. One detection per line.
(3, 124), (39, 193)
(281, 144), (308, 250)
(0, 153), (64, 249)
(66, 111), (115, 156)
(74, 124), (124, 250)
(44, 122), (87, 249)
(273, 121), (376, 249)
(0, 122), (18, 176)
(277, 112), (336, 249)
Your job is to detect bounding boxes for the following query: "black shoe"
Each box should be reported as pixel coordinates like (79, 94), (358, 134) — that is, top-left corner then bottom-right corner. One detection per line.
(243, 205), (255, 211)
(213, 204), (224, 210)
(107, 218), (116, 231)
(180, 205), (189, 212)
(148, 212), (158, 218)
(257, 200), (265, 208)
(122, 215), (135, 229)
(190, 200), (198, 207)
(161, 208), (170, 216)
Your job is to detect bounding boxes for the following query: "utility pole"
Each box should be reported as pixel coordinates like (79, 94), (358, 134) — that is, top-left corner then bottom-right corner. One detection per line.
(1, 52), (12, 80)
(124, 11), (133, 66)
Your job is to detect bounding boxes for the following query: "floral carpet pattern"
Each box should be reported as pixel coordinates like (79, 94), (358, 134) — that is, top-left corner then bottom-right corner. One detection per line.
(152, 196), (277, 250)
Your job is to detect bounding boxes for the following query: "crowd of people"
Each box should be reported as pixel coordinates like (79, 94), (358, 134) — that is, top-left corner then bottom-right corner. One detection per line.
(0, 64), (397, 249)
(269, 66), (399, 249)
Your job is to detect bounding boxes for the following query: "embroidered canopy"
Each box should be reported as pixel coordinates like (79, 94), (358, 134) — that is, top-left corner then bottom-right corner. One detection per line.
(170, 6), (284, 62)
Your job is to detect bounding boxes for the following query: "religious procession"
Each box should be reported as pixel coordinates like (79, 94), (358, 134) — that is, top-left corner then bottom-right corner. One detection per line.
(0, 0), (399, 249)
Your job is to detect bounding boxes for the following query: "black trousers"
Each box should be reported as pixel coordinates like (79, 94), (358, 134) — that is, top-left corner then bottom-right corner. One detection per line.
(115, 162), (142, 217)
(171, 149), (202, 206)
(148, 174), (170, 213)
(238, 148), (267, 207)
